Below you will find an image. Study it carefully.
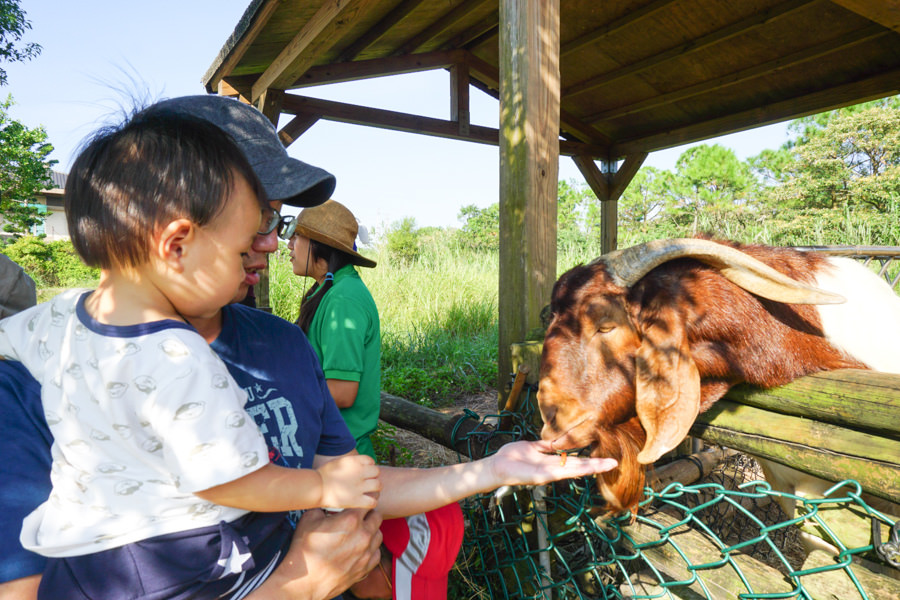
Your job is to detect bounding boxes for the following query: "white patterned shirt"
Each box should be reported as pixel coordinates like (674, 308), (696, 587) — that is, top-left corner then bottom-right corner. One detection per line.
(0, 289), (269, 557)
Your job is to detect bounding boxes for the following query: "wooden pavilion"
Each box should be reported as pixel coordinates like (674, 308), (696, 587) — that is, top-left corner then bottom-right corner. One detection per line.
(203, 0), (900, 386)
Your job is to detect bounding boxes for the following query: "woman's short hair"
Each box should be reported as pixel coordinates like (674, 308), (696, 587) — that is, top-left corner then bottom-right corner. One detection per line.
(65, 109), (266, 269)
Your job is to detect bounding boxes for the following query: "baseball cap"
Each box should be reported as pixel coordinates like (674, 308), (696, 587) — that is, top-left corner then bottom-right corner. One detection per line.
(381, 502), (465, 600)
(144, 95), (335, 207)
(0, 254), (37, 318)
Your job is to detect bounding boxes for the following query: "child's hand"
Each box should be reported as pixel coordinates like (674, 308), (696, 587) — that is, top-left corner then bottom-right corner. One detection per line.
(317, 454), (381, 510)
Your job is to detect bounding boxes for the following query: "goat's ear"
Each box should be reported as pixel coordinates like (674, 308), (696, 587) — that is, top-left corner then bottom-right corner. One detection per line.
(634, 308), (701, 464)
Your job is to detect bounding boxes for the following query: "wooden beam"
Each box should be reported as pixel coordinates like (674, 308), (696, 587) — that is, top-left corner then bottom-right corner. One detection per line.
(279, 93), (607, 157)
(393, 0), (487, 56)
(693, 399), (899, 504)
(450, 62), (471, 136)
(609, 152), (647, 201)
(564, 0), (815, 98)
(572, 152), (646, 253)
(572, 155), (609, 201)
(560, 0), (677, 57)
(726, 369), (900, 437)
(585, 24), (889, 124)
(218, 75), (256, 101)
(380, 392), (515, 458)
(467, 52), (613, 146)
(830, 0), (900, 34)
(251, 0), (372, 102)
(338, 0), (430, 61)
(622, 508), (900, 599)
(256, 88), (285, 126)
(217, 80), (248, 102)
(203, 0), (282, 93)
(281, 93), (496, 143)
(291, 49), (464, 88)
(497, 0), (561, 396)
(440, 11), (499, 51)
(614, 67), (900, 156)
(278, 113), (320, 147)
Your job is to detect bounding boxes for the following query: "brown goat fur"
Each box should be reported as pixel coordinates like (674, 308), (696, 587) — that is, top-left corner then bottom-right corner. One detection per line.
(538, 240), (866, 514)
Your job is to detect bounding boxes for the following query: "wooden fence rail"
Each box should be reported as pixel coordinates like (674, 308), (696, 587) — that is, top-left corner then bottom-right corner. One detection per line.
(794, 245), (900, 290)
(381, 368), (900, 503)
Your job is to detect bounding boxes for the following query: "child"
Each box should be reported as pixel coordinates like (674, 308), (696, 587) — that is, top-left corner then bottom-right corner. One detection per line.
(0, 109), (380, 599)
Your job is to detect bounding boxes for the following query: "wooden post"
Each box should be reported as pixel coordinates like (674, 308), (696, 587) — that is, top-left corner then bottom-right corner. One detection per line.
(449, 61), (470, 136)
(498, 0), (560, 398)
(572, 155), (616, 253)
(254, 88), (286, 313)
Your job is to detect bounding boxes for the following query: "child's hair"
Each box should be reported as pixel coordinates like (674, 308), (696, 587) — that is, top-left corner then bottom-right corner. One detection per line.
(65, 108), (267, 269)
(296, 240), (355, 333)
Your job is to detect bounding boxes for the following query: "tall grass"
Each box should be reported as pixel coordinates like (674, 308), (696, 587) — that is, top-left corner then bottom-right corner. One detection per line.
(269, 242), (500, 407)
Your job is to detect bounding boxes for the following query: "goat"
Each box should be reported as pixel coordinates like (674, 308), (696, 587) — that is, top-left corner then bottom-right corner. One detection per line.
(537, 237), (900, 521)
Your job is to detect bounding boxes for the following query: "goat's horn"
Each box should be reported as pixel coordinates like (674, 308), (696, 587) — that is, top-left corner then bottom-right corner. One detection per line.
(592, 238), (845, 305)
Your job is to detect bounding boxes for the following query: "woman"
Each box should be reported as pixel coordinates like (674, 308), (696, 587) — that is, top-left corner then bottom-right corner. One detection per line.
(282, 199), (381, 459)
(282, 201), (464, 600)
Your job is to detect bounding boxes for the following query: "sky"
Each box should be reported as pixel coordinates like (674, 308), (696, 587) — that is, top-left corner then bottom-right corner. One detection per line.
(5, 0), (793, 234)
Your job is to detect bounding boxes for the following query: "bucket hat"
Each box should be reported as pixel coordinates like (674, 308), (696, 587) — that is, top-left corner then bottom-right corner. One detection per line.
(292, 200), (376, 268)
(144, 95), (335, 207)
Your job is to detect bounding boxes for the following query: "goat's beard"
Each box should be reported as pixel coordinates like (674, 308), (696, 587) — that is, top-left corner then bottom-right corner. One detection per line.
(592, 417), (647, 516)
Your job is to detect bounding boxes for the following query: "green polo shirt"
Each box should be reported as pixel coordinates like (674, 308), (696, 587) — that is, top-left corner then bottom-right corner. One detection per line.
(307, 264), (381, 459)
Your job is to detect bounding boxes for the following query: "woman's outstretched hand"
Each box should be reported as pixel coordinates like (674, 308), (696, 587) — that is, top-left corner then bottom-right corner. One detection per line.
(488, 440), (617, 487)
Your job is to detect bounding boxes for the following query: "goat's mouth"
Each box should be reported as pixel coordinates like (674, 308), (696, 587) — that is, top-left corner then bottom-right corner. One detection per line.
(543, 415), (597, 452)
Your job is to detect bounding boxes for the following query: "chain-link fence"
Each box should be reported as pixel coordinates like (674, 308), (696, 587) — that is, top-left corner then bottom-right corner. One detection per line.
(450, 395), (900, 600)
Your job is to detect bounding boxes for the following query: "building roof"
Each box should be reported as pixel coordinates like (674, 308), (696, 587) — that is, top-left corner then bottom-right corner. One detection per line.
(48, 170), (67, 190)
(202, 0), (900, 160)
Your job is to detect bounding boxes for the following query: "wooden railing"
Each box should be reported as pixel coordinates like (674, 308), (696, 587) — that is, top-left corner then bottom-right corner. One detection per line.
(794, 245), (900, 291)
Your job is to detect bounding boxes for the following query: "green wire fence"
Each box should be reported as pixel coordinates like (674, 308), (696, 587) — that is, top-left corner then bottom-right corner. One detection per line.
(448, 392), (900, 600)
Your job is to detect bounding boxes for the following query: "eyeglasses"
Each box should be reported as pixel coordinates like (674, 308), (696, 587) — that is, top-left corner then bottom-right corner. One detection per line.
(278, 215), (299, 241)
(258, 207), (282, 236)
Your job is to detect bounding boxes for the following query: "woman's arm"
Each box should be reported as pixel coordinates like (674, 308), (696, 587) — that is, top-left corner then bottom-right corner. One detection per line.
(195, 458), (380, 511)
(370, 440), (617, 518)
(326, 378), (359, 409)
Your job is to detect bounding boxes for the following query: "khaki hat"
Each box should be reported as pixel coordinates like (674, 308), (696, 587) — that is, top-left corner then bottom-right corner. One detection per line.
(294, 200), (376, 268)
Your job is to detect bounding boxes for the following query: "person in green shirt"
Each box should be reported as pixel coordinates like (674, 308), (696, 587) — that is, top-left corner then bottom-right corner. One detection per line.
(282, 199), (381, 459)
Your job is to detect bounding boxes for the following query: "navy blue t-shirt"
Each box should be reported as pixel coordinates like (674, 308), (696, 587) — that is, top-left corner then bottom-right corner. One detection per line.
(0, 304), (356, 584)
(212, 303), (356, 470)
(0, 360), (51, 583)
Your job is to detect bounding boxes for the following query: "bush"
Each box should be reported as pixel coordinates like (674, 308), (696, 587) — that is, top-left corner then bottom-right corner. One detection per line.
(384, 217), (420, 264)
(1, 236), (98, 288)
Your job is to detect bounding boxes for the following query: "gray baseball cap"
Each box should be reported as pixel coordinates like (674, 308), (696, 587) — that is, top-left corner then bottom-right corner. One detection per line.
(0, 254), (36, 318)
(146, 95), (335, 207)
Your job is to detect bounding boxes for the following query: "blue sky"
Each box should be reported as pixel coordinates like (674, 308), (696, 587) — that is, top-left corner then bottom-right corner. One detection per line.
(6, 0), (791, 232)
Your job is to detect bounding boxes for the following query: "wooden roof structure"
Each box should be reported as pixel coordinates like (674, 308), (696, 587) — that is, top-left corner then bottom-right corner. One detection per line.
(204, 0), (900, 387)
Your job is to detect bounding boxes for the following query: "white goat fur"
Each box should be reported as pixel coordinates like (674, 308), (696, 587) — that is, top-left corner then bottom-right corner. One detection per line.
(814, 256), (900, 374)
(764, 256), (900, 556)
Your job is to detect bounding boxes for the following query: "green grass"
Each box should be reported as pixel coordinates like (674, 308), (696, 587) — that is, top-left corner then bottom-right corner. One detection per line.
(19, 205), (897, 412)
(269, 242), (499, 407)
(269, 206), (898, 410)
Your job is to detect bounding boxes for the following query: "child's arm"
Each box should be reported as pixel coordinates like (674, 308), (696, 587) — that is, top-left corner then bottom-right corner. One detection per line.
(365, 440), (617, 519)
(195, 454), (380, 512)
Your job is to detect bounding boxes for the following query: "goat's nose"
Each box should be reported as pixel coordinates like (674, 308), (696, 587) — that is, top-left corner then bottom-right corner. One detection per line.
(540, 404), (558, 426)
